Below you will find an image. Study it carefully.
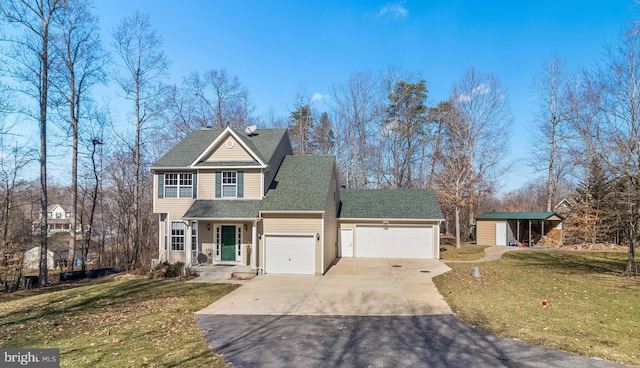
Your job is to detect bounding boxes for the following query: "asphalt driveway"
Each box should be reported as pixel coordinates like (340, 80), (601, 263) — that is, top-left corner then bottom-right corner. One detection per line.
(196, 258), (631, 367)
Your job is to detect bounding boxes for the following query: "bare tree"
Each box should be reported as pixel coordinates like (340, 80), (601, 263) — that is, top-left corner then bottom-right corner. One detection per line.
(186, 69), (253, 129)
(112, 11), (169, 269)
(589, 23), (640, 274)
(531, 55), (575, 211)
(431, 101), (472, 247)
(51, 0), (107, 271)
(288, 87), (314, 155)
(330, 71), (380, 188)
(1, 0), (65, 285)
(450, 67), (513, 239)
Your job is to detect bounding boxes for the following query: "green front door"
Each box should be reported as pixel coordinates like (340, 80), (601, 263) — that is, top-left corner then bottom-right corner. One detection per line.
(221, 226), (236, 261)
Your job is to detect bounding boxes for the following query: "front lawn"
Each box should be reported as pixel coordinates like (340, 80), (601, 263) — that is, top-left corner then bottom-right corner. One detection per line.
(0, 276), (239, 367)
(433, 250), (640, 366)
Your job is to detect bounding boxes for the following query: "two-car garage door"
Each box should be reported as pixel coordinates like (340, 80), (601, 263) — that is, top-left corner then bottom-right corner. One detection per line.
(355, 225), (434, 259)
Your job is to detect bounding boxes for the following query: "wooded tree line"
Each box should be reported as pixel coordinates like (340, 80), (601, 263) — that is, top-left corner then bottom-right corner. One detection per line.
(0, 0), (638, 289)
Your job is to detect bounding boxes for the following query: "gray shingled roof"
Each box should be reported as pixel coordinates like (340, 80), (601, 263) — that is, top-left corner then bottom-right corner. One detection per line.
(339, 189), (444, 220)
(260, 156), (336, 212)
(151, 128), (288, 169)
(183, 200), (261, 219)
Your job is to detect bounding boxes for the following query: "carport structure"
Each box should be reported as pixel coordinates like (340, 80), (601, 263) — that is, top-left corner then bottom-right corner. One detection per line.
(475, 212), (564, 247)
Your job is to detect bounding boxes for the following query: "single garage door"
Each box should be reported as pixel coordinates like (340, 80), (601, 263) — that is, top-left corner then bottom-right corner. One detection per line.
(355, 225), (434, 258)
(265, 235), (315, 274)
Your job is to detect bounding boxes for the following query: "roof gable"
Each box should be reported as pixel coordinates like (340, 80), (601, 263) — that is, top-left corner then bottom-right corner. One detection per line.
(192, 127), (264, 167)
(339, 189), (444, 220)
(151, 128), (289, 169)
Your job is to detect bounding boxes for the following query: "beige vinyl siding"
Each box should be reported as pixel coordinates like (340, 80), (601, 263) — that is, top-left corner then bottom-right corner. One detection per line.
(260, 213), (323, 274)
(243, 170), (262, 199)
(198, 169), (262, 199)
(205, 135), (254, 162)
(476, 219), (499, 246)
(169, 251), (186, 264)
(155, 198), (195, 218)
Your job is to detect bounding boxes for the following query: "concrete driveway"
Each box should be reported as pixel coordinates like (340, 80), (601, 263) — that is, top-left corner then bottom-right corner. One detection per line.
(196, 258), (452, 316)
(196, 258), (632, 367)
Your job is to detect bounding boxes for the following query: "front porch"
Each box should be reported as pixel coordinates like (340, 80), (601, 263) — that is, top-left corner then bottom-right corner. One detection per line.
(162, 218), (260, 269)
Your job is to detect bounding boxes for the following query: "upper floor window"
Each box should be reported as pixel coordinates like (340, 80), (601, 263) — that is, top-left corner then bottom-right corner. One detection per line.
(222, 171), (237, 197)
(165, 173), (193, 198)
(55, 212), (62, 219)
(215, 171), (243, 199)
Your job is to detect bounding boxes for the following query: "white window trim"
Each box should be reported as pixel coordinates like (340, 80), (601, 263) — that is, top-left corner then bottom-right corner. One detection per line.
(170, 221), (185, 251)
(214, 224), (243, 263)
(165, 173), (193, 198)
(222, 171), (237, 198)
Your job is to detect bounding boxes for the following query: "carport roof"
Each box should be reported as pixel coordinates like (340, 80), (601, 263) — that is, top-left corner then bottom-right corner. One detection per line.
(475, 211), (564, 221)
(339, 189), (444, 220)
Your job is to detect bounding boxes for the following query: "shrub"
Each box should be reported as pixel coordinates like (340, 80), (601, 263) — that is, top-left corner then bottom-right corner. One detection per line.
(151, 261), (184, 279)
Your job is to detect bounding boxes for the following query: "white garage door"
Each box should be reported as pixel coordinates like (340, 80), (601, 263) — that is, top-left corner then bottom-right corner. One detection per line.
(355, 225), (434, 259)
(265, 235), (315, 275)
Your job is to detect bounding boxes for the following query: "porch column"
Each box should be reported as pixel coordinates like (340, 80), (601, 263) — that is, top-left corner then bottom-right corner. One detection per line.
(541, 220), (545, 247)
(528, 220), (532, 246)
(251, 220), (257, 270)
(185, 221), (193, 266)
(517, 220), (520, 244)
(165, 219), (170, 263)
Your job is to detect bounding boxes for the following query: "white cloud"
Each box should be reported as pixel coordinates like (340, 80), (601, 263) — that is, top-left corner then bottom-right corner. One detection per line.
(378, 4), (408, 19)
(457, 84), (491, 102)
(311, 92), (329, 102)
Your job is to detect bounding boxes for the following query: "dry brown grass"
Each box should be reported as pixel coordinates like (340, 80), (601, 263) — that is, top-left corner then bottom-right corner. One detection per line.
(0, 276), (239, 367)
(434, 249), (640, 366)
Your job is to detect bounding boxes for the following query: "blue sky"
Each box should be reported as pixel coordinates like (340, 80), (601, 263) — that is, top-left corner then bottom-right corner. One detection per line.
(45, 1), (640, 191)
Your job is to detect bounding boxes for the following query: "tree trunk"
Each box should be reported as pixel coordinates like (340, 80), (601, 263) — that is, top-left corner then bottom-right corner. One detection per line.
(38, 13), (50, 287)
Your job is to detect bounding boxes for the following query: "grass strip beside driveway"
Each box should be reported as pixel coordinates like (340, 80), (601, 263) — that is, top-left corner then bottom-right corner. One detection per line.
(0, 276), (239, 367)
(433, 250), (640, 366)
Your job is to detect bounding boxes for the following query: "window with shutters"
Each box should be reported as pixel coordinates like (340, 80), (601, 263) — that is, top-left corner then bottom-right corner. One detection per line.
(164, 173), (193, 198)
(222, 171), (237, 198)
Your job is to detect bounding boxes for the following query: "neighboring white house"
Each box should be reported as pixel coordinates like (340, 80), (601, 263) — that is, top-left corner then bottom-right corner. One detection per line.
(23, 246), (55, 270)
(32, 204), (82, 235)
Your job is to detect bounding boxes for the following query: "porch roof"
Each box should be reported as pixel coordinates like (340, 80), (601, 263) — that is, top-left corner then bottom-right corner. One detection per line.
(475, 212), (564, 221)
(183, 200), (261, 219)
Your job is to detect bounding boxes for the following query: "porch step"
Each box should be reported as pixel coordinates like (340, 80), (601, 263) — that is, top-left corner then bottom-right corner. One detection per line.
(192, 265), (256, 280)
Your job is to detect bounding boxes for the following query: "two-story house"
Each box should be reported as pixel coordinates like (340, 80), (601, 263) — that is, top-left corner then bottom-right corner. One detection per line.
(32, 204), (82, 235)
(151, 127), (444, 275)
